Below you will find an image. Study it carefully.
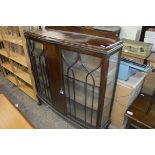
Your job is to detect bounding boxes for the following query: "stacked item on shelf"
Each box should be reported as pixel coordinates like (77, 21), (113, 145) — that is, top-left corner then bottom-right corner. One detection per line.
(118, 57), (150, 81)
(147, 53), (155, 68)
(144, 28), (155, 52)
(111, 57), (150, 128)
(0, 26), (37, 100)
(121, 38), (153, 64)
(111, 72), (146, 128)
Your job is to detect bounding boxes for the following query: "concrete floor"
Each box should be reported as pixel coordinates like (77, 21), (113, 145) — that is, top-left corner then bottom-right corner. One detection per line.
(0, 75), (77, 129)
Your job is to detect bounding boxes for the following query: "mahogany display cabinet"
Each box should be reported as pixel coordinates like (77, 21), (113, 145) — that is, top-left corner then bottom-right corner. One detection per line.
(25, 27), (123, 128)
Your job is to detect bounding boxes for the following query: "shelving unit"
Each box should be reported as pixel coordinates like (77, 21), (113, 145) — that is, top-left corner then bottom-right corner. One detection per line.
(0, 26), (37, 100)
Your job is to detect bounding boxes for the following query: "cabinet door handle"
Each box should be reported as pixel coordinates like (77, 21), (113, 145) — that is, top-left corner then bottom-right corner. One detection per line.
(60, 88), (64, 95)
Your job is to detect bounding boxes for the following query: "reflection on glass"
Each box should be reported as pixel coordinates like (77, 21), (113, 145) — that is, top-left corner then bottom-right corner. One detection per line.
(62, 49), (102, 127)
(28, 40), (52, 102)
(101, 52), (119, 125)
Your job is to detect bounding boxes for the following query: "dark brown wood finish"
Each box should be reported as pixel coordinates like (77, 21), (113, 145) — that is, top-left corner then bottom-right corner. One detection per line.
(96, 55), (109, 128)
(125, 94), (155, 129)
(139, 26), (155, 41)
(44, 42), (67, 114)
(25, 28), (122, 54)
(45, 26), (117, 38)
(25, 27), (123, 128)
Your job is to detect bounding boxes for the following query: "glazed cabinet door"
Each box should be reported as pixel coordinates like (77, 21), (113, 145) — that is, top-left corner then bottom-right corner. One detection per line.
(61, 49), (102, 128)
(27, 39), (66, 114)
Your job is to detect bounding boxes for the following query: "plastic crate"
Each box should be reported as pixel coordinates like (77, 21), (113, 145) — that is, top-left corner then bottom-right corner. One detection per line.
(118, 63), (137, 81)
(118, 58), (150, 81)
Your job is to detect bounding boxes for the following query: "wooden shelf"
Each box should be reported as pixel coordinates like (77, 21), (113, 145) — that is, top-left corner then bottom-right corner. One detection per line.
(1, 62), (13, 73)
(5, 74), (36, 100)
(19, 84), (36, 100)
(1, 62), (32, 86)
(0, 34), (2, 41)
(3, 36), (23, 46)
(6, 74), (17, 85)
(15, 69), (32, 86)
(0, 27), (37, 100)
(0, 49), (8, 57)
(0, 49), (28, 67)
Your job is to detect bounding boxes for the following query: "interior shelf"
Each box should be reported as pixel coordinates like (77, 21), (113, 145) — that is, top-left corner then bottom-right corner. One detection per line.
(19, 84), (36, 100)
(0, 49), (28, 67)
(63, 63), (116, 87)
(66, 98), (110, 127)
(3, 36), (23, 46)
(6, 74), (35, 100)
(15, 71), (32, 86)
(1, 62), (13, 73)
(1, 62), (32, 86)
(0, 49), (8, 57)
(6, 74), (17, 85)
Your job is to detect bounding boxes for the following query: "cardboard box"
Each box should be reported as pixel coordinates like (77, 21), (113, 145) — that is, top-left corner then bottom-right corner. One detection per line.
(111, 72), (146, 128)
(111, 103), (128, 128)
(111, 112), (125, 128)
(115, 72), (146, 107)
(147, 53), (155, 67)
(112, 101), (127, 116)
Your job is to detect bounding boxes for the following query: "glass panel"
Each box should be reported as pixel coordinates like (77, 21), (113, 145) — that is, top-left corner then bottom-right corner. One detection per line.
(101, 52), (119, 125)
(27, 39), (52, 102)
(62, 49), (102, 127)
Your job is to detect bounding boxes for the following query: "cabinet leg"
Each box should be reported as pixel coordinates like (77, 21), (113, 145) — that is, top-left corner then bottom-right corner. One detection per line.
(37, 98), (42, 106)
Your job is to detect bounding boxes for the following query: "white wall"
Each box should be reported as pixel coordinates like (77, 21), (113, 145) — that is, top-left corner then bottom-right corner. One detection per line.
(119, 26), (142, 40)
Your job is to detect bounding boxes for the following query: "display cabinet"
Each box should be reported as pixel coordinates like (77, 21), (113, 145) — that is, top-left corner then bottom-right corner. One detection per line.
(25, 27), (123, 128)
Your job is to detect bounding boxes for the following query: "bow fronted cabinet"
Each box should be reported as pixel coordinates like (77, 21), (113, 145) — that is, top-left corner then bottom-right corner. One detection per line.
(25, 27), (123, 128)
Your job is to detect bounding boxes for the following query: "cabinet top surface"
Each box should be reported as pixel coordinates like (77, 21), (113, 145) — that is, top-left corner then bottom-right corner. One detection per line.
(25, 27), (123, 54)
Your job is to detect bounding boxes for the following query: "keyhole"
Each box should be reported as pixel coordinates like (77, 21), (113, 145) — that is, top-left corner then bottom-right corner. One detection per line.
(60, 88), (64, 95)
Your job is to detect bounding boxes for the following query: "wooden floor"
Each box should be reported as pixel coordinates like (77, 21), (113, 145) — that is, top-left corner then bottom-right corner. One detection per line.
(0, 94), (33, 129)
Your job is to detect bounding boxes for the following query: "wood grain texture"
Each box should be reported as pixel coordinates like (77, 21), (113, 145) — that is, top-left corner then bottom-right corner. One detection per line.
(25, 27), (122, 55)
(44, 43), (67, 114)
(0, 27), (37, 100)
(0, 94), (33, 129)
(125, 94), (155, 129)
